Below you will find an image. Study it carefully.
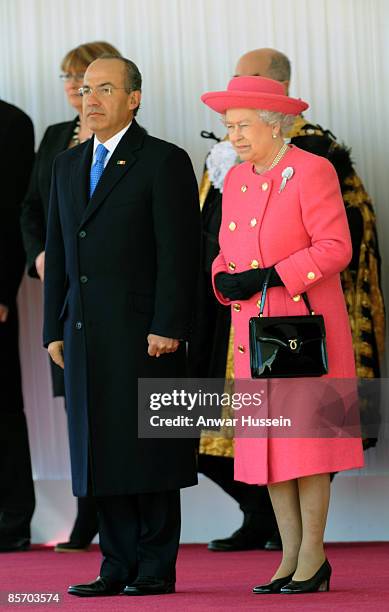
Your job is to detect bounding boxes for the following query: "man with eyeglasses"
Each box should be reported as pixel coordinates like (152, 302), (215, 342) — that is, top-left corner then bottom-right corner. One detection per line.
(43, 56), (200, 597)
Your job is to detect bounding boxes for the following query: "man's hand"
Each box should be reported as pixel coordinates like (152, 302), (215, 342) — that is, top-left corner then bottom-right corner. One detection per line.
(147, 334), (179, 357)
(35, 251), (45, 282)
(48, 340), (64, 369)
(0, 304), (9, 323)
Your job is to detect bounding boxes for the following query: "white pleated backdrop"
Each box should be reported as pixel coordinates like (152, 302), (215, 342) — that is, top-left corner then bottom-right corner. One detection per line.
(1, 0), (388, 542)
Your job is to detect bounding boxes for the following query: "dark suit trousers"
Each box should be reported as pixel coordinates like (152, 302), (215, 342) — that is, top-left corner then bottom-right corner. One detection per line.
(0, 301), (35, 541)
(97, 490), (181, 583)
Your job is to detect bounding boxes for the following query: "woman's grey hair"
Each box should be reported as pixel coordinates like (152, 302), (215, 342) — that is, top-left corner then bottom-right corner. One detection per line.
(256, 109), (295, 135)
(98, 54), (142, 115)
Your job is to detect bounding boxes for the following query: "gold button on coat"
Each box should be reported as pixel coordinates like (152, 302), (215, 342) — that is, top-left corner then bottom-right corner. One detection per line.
(261, 182), (269, 191)
(233, 303), (241, 312)
(250, 218), (257, 227)
(238, 345), (245, 354)
(241, 184), (248, 192)
(307, 272), (315, 280)
(229, 221), (237, 231)
(228, 262), (236, 271)
(293, 294), (301, 302)
(250, 259), (259, 269)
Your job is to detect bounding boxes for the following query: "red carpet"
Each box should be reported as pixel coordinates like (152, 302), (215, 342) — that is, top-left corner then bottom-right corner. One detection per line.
(1, 543), (389, 611)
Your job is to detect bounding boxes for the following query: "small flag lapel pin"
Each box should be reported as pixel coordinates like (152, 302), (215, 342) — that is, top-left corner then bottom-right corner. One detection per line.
(117, 160), (126, 165)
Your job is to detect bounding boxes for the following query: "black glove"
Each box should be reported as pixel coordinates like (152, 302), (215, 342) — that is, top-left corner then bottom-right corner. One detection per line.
(215, 267), (283, 300)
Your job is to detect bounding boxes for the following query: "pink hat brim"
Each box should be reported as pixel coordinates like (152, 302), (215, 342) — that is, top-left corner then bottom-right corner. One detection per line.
(201, 90), (309, 115)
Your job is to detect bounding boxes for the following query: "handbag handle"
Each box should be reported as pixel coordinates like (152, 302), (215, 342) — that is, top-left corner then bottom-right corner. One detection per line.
(258, 268), (315, 317)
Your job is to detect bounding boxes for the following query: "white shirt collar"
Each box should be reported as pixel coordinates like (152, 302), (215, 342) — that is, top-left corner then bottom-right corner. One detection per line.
(92, 121), (132, 167)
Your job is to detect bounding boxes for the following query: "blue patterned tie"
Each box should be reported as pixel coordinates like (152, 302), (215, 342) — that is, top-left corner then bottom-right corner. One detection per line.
(90, 144), (109, 198)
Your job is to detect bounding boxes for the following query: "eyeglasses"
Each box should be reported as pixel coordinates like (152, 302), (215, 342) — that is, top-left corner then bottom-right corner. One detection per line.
(59, 72), (85, 82)
(78, 85), (128, 97)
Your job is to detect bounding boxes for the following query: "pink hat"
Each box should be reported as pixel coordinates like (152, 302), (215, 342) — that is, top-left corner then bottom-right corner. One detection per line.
(201, 76), (309, 115)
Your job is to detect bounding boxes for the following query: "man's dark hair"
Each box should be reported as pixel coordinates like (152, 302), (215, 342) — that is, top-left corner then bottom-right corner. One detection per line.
(267, 51), (291, 82)
(99, 54), (142, 115)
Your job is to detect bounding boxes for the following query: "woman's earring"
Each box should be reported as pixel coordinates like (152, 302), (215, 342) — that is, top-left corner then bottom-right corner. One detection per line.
(272, 132), (278, 139)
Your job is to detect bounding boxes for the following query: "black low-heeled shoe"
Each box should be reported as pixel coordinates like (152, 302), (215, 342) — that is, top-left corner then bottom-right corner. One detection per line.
(252, 573), (295, 594)
(280, 559), (332, 594)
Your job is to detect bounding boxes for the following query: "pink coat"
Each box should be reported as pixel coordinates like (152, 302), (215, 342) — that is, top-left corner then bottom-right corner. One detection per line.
(212, 145), (364, 484)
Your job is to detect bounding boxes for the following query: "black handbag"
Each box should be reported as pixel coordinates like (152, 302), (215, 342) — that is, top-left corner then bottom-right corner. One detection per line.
(249, 269), (328, 378)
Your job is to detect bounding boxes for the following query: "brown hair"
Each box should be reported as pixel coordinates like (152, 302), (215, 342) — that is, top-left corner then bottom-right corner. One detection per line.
(97, 55), (142, 116)
(61, 41), (122, 72)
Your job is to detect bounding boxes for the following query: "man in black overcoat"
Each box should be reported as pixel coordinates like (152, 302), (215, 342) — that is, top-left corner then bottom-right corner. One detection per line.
(43, 57), (200, 596)
(0, 100), (35, 552)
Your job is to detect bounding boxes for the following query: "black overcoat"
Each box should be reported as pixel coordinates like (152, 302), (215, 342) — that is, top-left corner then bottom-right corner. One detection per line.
(0, 100), (35, 527)
(43, 120), (200, 497)
(0, 100), (34, 410)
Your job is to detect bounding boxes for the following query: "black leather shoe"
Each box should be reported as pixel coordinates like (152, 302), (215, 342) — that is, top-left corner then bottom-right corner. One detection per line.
(253, 573), (295, 594)
(264, 531), (282, 551)
(68, 576), (125, 597)
(0, 538), (30, 552)
(208, 528), (268, 551)
(122, 576), (175, 596)
(280, 559), (332, 594)
(55, 541), (90, 552)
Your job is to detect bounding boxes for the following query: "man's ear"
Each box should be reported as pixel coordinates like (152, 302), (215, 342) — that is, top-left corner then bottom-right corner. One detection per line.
(129, 90), (141, 110)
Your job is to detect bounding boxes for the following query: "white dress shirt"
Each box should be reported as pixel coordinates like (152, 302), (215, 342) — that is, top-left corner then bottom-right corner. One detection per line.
(91, 121), (132, 169)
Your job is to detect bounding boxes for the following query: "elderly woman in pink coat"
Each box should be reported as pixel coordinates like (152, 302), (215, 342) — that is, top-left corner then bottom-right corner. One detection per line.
(201, 76), (364, 595)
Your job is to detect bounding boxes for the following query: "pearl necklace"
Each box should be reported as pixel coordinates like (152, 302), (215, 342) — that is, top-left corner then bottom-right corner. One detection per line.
(255, 142), (289, 174)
